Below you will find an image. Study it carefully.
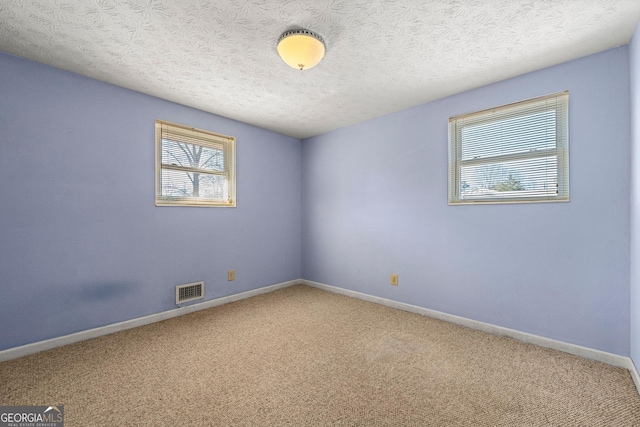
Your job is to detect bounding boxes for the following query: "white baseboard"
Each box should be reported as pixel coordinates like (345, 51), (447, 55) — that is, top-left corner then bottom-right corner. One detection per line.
(0, 279), (299, 362)
(301, 279), (633, 370)
(4, 278), (639, 397)
(627, 358), (640, 394)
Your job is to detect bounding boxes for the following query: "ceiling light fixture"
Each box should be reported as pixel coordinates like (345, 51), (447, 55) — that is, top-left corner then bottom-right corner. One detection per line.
(277, 29), (325, 71)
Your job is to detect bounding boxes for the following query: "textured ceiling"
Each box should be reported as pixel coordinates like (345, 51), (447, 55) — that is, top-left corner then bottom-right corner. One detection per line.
(1, 1), (640, 139)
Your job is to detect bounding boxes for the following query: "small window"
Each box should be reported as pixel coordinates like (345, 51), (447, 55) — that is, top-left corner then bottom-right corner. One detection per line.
(448, 91), (569, 205)
(156, 120), (236, 207)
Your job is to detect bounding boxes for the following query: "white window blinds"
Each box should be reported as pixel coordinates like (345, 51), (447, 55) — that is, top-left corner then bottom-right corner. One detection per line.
(448, 91), (569, 204)
(155, 120), (236, 207)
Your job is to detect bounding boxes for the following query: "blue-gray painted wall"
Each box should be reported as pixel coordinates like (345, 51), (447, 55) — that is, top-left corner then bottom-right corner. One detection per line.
(1, 43), (636, 358)
(0, 52), (302, 351)
(302, 47), (631, 355)
(630, 21), (640, 367)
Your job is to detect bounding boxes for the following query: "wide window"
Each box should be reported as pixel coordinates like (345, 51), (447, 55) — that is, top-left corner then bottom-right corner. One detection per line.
(155, 120), (236, 207)
(448, 91), (569, 205)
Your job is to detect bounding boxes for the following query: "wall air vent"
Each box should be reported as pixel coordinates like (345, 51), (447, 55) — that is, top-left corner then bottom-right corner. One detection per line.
(176, 281), (204, 305)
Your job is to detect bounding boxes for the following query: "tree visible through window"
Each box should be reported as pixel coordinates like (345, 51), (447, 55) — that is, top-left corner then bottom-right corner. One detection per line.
(155, 120), (236, 207)
(448, 92), (569, 204)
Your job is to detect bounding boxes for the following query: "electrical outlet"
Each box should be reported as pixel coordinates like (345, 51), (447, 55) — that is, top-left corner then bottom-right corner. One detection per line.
(228, 270), (235, 281)
(390, 274), (398, 286)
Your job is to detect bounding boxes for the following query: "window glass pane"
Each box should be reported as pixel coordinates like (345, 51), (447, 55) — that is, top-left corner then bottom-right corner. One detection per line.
(161, 169), (228, 200)
(460, 157), (558, 199)
(449, 92), (568, 204)
(161, 139), (224, 172)
(460, 110), (556, 161)
(155, 120), (236, 207)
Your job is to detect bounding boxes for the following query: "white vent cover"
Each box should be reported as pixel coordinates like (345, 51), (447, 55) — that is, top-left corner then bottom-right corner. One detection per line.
(176, 281), (204, 305)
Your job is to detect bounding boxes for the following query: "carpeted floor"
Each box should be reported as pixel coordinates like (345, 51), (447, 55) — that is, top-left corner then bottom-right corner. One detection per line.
(1, 284), (639, 426)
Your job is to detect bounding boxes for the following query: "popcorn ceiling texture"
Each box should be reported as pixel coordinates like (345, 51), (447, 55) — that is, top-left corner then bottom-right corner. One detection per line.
(0, 0), (639, 138)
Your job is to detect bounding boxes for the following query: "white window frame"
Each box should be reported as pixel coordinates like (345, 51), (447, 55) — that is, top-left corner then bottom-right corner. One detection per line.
(155, 120), (236, 207)
(448, 91), (569, 205)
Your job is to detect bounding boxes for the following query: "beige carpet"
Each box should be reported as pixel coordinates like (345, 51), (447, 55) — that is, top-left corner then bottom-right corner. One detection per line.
(1, 284), (639, 426)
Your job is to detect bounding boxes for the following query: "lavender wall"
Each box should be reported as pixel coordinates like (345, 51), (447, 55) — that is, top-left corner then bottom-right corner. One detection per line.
(0, 53), (302, 351)
(631, 21), (640, 366)
(0, 44), (634, 357)
(302, 47), (631, 355)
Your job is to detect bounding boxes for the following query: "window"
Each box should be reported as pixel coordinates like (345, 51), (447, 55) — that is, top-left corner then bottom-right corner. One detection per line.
(448, 91), (569, 205)
(155, 120), (236, 207)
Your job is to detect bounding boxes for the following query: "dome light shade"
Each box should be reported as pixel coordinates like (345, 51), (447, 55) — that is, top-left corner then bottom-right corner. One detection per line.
(277, 29), (325, 70)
